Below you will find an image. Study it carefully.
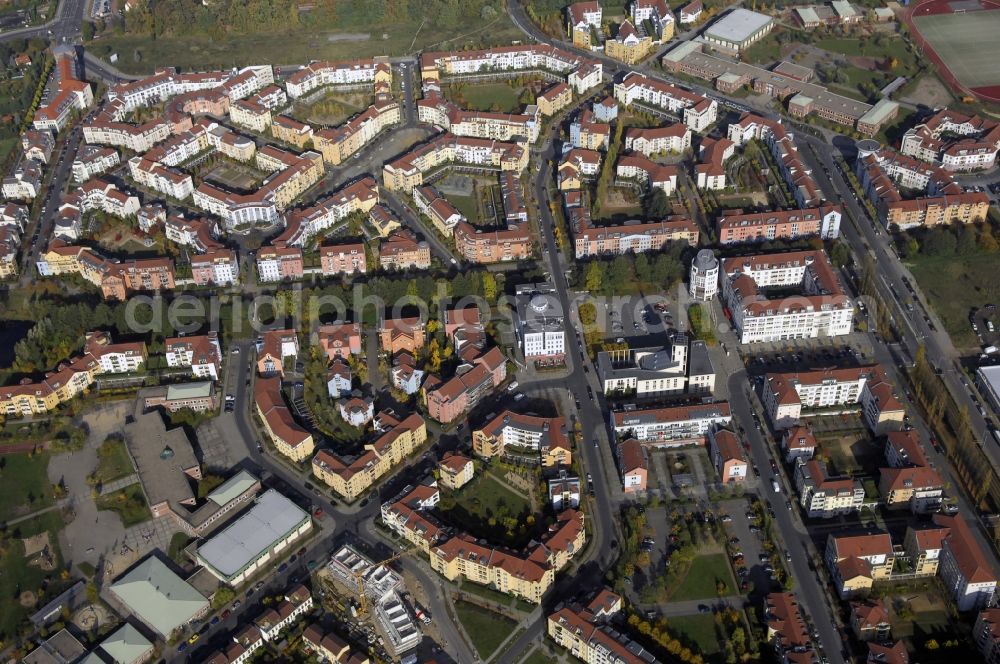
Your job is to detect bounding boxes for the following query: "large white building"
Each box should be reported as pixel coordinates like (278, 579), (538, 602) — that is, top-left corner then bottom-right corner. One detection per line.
(515, 283), (566, 362)
(195, 489), (312, 586)
(596, 334), (715, 397)
(610, 402), (732, 445)
(721, 250), (852, 344)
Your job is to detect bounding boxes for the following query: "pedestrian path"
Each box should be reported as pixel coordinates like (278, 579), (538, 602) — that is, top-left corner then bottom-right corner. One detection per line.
(98, 474), (138, 495)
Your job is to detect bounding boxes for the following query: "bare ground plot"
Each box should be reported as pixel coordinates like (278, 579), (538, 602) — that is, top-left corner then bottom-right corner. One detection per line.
(293, 90), (374, 127)
(814, 430), (881, 477)
(900, 75), (954, 108)
(204, 163), (266, 192)
(914, 10), (1000, 88)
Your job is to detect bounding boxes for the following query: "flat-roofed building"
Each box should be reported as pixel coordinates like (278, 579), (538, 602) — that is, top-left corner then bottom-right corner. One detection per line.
(195, 489), (312, 586)
(108, 556), (210, 637)
(610, 402), (732, 446)
(703, 8), (774, 52)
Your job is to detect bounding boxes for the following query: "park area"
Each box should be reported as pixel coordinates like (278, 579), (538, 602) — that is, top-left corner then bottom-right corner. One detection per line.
(95, 485), (152, 527)
(436, 466), (545, 549)
(913, 5), (1000, 90)
(0, 510), (68, 642)
(667, 552), (735, 601)
(453, 600), (517, 660)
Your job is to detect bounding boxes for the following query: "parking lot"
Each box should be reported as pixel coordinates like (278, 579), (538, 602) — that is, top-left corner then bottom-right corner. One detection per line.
(741, 337), (875, 377)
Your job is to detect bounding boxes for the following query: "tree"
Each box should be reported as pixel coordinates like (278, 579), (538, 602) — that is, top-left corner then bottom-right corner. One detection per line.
(979, 231), (1000, 253)
(212, 586), (235, 610)
(921, 228), (956, 256)
(481, 272), (497, 302)
(584, 261), (603, 293)
(643, 189), (671, 218)
(957, 225), (978, 255)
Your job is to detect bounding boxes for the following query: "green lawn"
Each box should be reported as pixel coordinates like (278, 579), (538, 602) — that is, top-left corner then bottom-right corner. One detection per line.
(93, 10), (525, 75)
(741, 33), (783, 64)
(906, 251), (995, 351)
(669, 553), (735, 601)
(454, 601), (516, 660)
(0, 511), (67, 642)
(521, 648), (558, 664)
(0, 453), (53, 523)
(90, 437), (134, 487)
(451, 82), (525, 113)
(448, 192), (481, 223)
(668, 614), (721, 655)
(95, 485), (152, 527)
(0, 137), (17, 165)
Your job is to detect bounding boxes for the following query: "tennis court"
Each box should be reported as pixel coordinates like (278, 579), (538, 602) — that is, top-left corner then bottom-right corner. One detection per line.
(913, 9), (1000, 88)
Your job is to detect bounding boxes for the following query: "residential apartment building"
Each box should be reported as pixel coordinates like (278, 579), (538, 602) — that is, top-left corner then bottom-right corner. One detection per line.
(573, 215), (698, 258)
(454, 221), (532, 263)
(764, 592), (815, 662)
(275, 176), (379, 247)
(430, 510), (585, 603)
(632, 0), (676, 42)
(413, 184), (464, 236)
(567, 1), (602, 47)
(697, 136), (732, 190)
(379, 230), (431, 270)
(312, 411), (427, 500)
(319, 242), (367, 276)
(764, 364), (904, 434)
(438, 453), (475, 490)
(165, 333), (222, 380)
(473, 410), (571, 468)
(720, 250), (852, 344)
(569, 110), (611, 150)
(935, 513), (998, 611)
(825, 532), (895, 597)
(973, 609), (1000, 663)
(254, 376), (315, 462)
(313, 98), (400, 165)
(257, 329), (298, 377)
(794, 458), (864, 518)
(71, 146), (120, 183)
(615, 152), (678, 195)
(624, 124), (691, 156)
(382, 134), (528, 192)
(423, 347), (506, 424)
(717, 205), (842, 244)
(548, 592), (660, 664)
(537, 82), (573, 116)
(900, 108), (1000, 172)
(708, 428), (748, 483)
(316, 323), (361, 362)
(256, 246), (304, 282)
(191, 249), (240, 286)
(379, 316), (426, 355)
(285, 58), (389, 98)
(606, 20), (654, 65)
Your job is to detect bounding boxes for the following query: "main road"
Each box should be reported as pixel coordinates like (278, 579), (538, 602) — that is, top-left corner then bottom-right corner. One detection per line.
(0, 0), (87, 43)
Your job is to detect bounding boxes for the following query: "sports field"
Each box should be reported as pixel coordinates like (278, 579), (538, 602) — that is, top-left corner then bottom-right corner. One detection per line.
(913, 9), (1000, 88)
